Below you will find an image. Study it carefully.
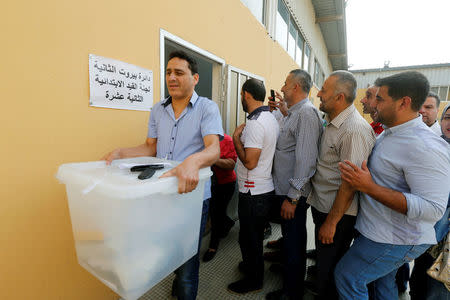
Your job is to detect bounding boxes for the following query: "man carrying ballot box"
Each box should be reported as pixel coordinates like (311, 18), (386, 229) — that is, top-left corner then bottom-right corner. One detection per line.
(103, 50), (223, 300)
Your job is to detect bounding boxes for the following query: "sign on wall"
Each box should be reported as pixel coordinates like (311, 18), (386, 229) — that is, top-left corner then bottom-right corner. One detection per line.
(89, 54), (153, 111)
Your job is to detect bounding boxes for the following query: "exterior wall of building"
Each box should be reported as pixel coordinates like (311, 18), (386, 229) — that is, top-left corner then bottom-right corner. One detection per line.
(0, 0), (335, 299)
(286, 0), (334, 76)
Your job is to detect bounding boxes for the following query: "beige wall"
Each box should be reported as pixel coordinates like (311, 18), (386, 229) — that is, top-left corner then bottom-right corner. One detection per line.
(0, 0), (324, 299)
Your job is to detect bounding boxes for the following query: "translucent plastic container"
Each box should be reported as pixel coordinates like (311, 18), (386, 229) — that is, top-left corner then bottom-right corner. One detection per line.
(56, 157), (212, 300)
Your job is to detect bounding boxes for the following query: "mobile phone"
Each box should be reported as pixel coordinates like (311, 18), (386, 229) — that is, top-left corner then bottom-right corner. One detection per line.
(270, 89), (277, 110)
(138, 167), (157, 180)
(130, 164), (165, 172)
(270, 89), (275, 101)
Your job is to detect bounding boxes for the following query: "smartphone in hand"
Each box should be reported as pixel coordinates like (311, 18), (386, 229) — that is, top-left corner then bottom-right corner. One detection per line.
(270, 89), (277, 110)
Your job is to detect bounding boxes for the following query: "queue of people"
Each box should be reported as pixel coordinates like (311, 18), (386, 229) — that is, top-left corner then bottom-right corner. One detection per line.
(103, 49), (450, 300)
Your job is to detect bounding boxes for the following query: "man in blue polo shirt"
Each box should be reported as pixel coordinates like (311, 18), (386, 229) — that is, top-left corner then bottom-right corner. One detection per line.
(103, 50), (223, 300)
(334, 71), (450, 299)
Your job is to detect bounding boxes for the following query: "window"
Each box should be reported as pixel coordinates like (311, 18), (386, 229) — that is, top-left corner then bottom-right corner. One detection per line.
(276, 0), (289, 50)
(320, 71), (325, 88)
(314, 59), (320, 85)
(313, 59), (325, 87)
(226, 66), (265, 134)
(296, 32), (304, 67)
(276, 0), (308, 69)
(304, 44), (311, 72)
(287, 17), (297, 59)
(241, 0), (265, 24)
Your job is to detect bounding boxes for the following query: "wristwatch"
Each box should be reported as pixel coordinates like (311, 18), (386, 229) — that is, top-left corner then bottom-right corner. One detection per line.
(288, 198), (299, 205)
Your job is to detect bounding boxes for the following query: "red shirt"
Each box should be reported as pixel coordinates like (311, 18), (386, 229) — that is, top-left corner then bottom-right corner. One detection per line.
(212, 134), (237, 184)
(371, 122), (384, 136)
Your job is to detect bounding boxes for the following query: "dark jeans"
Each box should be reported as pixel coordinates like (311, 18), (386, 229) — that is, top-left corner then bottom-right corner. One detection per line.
(209, 181), (235, 249)
(311, 206), (356, 300)
(238, 190), (274, 284)
(173, 199), (209, 300)
(278, 195), (308, 299)
(409, 251), (437, 300)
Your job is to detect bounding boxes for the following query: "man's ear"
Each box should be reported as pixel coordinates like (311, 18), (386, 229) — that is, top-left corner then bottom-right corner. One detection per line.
(193, 73), (199, 85)
(242, 91), (248, 101)
(398, 96), (412, 111)
(336, 92), (346, 103)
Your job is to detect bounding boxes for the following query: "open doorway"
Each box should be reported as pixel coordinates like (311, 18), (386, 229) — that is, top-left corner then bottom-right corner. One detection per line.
(159, 30), (225, 126)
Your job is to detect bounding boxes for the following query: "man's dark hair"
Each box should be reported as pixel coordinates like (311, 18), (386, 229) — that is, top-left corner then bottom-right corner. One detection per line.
(168, 50), (198, 75)
(427, 91), (441, 108)
(242, 78), (266, 102)
(290, 69), (312, 94)
(374, 71), (430, 111)
(330, 70), (357, 103)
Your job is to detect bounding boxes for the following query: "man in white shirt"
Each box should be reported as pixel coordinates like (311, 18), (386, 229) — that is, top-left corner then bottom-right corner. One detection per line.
(419, 92), (441, 135)
(228, 78), (279, 294)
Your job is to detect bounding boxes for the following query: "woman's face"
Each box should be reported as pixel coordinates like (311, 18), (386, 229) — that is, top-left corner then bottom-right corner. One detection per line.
(441, 109), (450, 139)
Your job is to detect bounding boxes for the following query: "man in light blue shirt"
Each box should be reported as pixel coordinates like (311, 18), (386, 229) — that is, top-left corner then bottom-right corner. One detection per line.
(334, 71), (450, 299)
(104, 50), (223, 300)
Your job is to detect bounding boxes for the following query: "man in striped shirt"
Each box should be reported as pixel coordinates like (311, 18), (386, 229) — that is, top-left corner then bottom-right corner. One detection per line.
(265, 69), (323, 300)
(306, 71), (376, 300)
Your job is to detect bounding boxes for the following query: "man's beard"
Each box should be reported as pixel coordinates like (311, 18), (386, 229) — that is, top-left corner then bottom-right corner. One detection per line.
(242, 99), (248, 113)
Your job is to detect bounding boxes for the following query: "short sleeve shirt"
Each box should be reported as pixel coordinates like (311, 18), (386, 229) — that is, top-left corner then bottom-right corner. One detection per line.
(147, 91), (224, 199)
(235, 107), (279, 195)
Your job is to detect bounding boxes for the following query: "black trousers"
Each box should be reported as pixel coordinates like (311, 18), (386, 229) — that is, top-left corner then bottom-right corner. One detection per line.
(312, 206), (356, 300)
(409, 251), (435, 300)
(209, 181), (235, 249)
(238, 190), (274, 284)
(279, 195), (308, 299)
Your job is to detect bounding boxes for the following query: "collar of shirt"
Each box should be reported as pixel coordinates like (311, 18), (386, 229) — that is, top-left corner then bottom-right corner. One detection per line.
(162, 91), (199, 108)
(287, 97), (309, 116)
(247, 105), (269, 120)
(326, 104), (356, 128)
(382, 115), (422, 136)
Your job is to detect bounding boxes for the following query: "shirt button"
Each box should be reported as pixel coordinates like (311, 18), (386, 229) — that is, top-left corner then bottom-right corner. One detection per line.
(174, 124), (177, 127)
(171, 137), (174, 140)
(170, 152), (172, 154)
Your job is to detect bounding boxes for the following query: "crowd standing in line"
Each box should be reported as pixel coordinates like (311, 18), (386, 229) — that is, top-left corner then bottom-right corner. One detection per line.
(101, 50), (450, 300)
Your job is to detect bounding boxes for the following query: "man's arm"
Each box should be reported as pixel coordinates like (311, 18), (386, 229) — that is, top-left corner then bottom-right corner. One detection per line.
(214, 158), (236, 170)
(340, 149), (449, 222)
(318, 181), (355, 244)
(232, 123), (261, 170)
(318, 129), (375, 243)
(339, 160), (408, 214)
(214, 135), (237, 170)
(102, 137), (157, 164)
(160, 134), (220, 194)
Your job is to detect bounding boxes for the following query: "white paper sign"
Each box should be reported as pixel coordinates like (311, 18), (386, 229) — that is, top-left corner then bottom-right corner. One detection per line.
(89, 54), (153, 111)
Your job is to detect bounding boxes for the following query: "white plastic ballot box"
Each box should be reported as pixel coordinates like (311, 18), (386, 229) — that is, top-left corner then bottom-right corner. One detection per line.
(56, 157), (212, 300)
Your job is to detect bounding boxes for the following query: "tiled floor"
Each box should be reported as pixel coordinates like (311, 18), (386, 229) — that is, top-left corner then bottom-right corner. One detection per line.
(139, 208), (411, 300)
